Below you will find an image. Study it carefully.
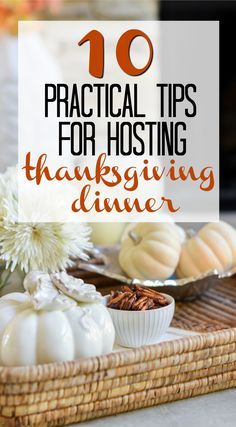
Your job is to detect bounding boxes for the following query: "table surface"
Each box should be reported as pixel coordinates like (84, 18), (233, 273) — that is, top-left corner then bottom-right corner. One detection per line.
(70, 214), (236, 427)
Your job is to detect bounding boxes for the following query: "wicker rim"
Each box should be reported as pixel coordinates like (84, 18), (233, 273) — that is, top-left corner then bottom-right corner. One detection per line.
(0, 328), (235, 384)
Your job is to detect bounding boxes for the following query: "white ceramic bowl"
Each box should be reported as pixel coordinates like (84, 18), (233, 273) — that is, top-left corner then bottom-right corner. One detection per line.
(107, 293), (175, 348)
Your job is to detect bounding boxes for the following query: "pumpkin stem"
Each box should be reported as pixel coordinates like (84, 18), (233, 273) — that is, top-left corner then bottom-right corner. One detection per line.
(128, 231), (142, 245)
(186, 228), (196, 239)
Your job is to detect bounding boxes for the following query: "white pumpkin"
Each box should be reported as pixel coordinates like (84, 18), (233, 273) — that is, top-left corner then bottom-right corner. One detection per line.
(119, 223), (184, 280)
(177, 221), (236, 278)
(0, 273), (115, 366)
(121, 222), (185, 244)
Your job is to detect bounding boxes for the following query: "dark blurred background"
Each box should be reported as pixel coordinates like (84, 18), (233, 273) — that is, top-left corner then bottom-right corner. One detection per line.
(160, 0), (236, 211)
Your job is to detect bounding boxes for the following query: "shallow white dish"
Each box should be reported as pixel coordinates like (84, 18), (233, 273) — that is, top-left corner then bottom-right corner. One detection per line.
(107, 293), (175, 348)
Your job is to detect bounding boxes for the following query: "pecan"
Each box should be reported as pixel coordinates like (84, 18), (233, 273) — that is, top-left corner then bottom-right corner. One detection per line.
(121, 293), (135, 309)
(145, 299), (155, 310)
(119, 296), (129, 310)
(108, 293), (122, 307)
(108, 292), (123, 305)
(108, 285), (169, 311)
(134, 286), (168, 306)
(121, 285), (133, 293)
(132, 296), (148, 310)
(125, 294), (137, 310)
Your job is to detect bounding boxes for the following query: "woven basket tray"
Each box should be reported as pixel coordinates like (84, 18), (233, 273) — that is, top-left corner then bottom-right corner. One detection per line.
(1, 261), (236, 426)
(0, 328), (236, 427)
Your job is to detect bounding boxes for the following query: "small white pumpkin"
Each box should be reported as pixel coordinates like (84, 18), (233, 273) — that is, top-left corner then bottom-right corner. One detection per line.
(119, 223), (184, 280)
(0, 272), (115, 366)
(176, 221), (236, 278)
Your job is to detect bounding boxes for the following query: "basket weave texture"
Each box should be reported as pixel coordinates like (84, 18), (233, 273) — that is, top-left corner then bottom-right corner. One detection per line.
(0, 328), (236, 426)
(173, 278), (236, 331)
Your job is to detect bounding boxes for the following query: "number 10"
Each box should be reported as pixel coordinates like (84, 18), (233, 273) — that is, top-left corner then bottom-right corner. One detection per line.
(78, 29), (153, 78)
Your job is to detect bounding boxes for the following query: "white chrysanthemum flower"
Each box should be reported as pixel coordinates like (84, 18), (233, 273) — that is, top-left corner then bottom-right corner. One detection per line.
(0, 222), (91, 273)
(0, 167), (92, 273)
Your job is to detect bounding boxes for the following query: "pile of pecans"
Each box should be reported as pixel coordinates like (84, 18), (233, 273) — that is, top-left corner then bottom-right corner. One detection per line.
(107, 285), (169, 311)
